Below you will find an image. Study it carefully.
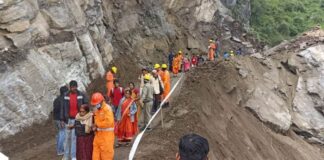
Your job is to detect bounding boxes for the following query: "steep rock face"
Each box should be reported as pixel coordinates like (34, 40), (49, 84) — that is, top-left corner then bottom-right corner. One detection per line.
(241, 29), (324, 144)
(0, 0), (251, 139)
(292, 45), (324, 143)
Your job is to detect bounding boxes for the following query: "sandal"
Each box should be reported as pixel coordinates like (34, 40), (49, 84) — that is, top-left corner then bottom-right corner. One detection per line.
(125, 143), (130, 147)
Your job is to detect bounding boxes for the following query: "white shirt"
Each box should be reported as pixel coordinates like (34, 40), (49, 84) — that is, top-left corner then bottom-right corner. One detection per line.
(151, 75), (164, 94)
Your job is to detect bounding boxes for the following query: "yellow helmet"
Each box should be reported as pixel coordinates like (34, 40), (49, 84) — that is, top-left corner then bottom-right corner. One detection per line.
(209, 39), (214, 43)
(111, 66), (117, 73)
(154, 64), (160, 69)
(144, 74), (151, 81)
(161, 64), (167, 69)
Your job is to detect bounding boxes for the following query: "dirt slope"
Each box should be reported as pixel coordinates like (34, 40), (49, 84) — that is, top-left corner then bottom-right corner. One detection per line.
(135, 61), (324, 160)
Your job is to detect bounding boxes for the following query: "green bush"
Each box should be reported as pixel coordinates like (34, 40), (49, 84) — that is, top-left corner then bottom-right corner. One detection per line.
(250, 0), (324, 46)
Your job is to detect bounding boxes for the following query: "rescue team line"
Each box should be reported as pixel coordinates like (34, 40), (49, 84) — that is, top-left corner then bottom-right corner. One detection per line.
(129, 74), (184, 160)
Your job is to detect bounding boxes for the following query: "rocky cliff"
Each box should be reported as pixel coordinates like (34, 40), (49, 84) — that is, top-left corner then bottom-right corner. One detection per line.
(0, 0), (250, 139)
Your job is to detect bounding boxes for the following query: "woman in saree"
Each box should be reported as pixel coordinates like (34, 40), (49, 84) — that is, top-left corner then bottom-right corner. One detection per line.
(115, 89), (138, 147)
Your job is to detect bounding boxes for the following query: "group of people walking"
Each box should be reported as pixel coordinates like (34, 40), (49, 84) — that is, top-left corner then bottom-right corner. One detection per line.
(52, 39), (223, 159)
(53, 61), (175, 159)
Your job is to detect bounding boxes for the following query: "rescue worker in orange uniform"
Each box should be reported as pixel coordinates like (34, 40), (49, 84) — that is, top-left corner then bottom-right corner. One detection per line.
(178, 51), (184, 72)
(106, 67), (117, 97)
(154, 64), (164, 78)
(161, 64), (171, 107)
(208, 39), (216, 61)
(91, 92), (115, 160)
(172, 54), (180, 77)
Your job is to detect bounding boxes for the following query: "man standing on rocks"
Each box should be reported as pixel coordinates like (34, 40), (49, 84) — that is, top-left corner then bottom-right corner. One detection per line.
(140, 74), (154, 131)
(53, 86), (68, 156)
(61, 80), (88, 160)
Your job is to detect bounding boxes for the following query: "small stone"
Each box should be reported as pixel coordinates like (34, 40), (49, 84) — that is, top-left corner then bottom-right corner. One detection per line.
(231, 36), (242, 43)
(239, 68), (248, 78)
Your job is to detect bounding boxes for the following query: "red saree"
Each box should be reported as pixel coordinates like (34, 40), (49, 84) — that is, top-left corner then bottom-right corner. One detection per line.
(116, 98), (138, 142)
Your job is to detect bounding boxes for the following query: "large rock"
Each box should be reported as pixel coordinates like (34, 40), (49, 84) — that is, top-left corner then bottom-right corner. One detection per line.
(194, 0), (229, 22)
(5, 30), (32, 48)
(29, 13), (50, 40)
(0, 19), (30, 32)
(246, 86), (292, 131)
(116, 14), (139, 33)
(41, 3), (75, 29)
(0, 0), (36, 23)
(77, 32), (105, 80)
(0, 36), (11, 49)
(0, 40), (91, 139)
(291, 45), (324, 142)
(187, 36), (200, 49)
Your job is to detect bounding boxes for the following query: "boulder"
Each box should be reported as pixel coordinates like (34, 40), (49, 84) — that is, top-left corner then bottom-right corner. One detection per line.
(0, 19), (30, 32)
(0, 36), (11, 49)
(239, 68), (248, 78)
(231, 36), (242, 43)
(286, 56), (298, 74)
(187, 36), (200, 49)
(250, 53), (264, 60)
(6, 30), (32, 48)
(298, 45), (324, 67)
(77, 32), (105, 79)
(292, 77), (324, 138)
(194, 0), (219, 22)
(116, 14), (139, 33)
(29, 13), (50, 40)
(0, 0), (36, 23)
(246, 86), (292, 132)
(41, 4), (75, 29)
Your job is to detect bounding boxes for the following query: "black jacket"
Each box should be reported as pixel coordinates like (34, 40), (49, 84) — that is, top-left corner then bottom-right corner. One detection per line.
(60, 90), (88, 123)
(53, 95), (64, 120)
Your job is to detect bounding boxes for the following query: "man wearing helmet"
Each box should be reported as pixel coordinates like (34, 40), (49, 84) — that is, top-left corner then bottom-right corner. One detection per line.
(91, 92), (115, 160)
(140, 74), (154, 131)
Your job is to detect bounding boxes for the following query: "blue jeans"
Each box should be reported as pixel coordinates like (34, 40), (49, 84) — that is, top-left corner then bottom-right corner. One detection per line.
(55, 120), (65, 155)
(63, 119), (76, 160)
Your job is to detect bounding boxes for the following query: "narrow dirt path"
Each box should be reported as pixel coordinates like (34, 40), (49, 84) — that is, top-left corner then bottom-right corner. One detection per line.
(5, 73), (182, 160)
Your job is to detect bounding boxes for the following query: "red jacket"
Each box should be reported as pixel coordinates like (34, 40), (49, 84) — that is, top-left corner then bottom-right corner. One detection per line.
(191, 56), (198, 65)
(110, 87), (124, 107)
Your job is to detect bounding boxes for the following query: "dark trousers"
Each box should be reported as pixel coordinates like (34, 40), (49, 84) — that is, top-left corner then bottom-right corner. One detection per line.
(152, 94), (161, 113)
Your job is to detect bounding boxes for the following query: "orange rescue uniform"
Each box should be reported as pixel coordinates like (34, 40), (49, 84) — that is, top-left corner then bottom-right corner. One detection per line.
(172, 56), (180, 75)
(93, 102), (115, 160)
(208, 43), (216, 61)
(161, 70), (171, 100)
(106, 71), (114, 97)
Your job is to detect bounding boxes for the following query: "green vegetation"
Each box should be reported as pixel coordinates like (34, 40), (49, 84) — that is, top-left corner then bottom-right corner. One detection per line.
(250, 0), (324, 46)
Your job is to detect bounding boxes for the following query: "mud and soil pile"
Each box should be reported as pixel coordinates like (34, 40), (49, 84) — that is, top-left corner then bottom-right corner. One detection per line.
(136, 60), (324, 159)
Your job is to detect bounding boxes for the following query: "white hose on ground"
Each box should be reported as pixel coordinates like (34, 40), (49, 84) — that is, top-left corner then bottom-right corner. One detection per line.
(128, 74), (184, 160)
